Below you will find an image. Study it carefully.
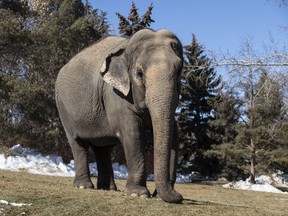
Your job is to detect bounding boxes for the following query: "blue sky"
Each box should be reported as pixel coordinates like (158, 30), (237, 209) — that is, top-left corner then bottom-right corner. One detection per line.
(90, 0), (287, 55)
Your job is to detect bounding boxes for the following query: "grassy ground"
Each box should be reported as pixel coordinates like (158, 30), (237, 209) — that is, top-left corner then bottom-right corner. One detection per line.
(0, 169), (287, 216)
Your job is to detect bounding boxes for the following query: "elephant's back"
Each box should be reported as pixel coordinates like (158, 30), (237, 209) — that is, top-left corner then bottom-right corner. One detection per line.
(71, 36), (126, 68)
(56, 36), (126, 80)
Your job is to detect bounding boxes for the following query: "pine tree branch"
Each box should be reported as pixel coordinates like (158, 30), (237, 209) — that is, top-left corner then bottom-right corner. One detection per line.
(140, 3), (154, 27)
(215, 62), (288, 67)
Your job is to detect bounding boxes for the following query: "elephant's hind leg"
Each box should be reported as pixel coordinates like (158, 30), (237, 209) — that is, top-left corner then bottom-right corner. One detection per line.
(68, 135), (94, 189)
(93, 146), (117, 191)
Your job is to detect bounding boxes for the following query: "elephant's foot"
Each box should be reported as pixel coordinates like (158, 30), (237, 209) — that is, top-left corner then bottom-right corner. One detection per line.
(155, 183), (183, 204)
(73, 177), (94, 189)
(152, 181), (175, 197)
(124, 185), (150, 198)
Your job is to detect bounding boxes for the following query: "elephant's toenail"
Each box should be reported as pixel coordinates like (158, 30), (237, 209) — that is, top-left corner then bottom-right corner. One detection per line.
(140, 194), (149, 198)
(130, 193), (138, 197)
(79, 186), (85, 189)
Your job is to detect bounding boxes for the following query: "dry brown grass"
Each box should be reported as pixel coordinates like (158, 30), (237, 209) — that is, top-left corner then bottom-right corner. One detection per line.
(0, 169), (287, 216)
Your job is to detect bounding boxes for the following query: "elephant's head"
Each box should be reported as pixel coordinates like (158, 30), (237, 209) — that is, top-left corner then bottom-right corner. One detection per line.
(100, 29), (183, 203)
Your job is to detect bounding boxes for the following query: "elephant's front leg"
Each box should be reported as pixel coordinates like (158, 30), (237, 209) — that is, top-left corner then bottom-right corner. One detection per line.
(152, 122), (179, 197)
(119, 120), (150, 198)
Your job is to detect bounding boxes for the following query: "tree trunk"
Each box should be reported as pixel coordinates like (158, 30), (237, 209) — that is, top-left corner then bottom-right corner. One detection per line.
(249, 69), (256, 184)
(250, 138), (256, 184)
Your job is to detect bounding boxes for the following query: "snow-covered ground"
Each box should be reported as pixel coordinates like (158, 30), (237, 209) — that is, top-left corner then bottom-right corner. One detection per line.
(0, 144), (287, 195)
(222, 175), (285, 194)
(0, 200), (32, 207)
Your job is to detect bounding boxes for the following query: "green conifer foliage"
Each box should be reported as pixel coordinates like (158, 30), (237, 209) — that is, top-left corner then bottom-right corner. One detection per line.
(0, 0), (109, 161)
(116, 2), (154, 37)
(206, 90), (246, 180)
(178, 35), (222, 176)
(0, 0), (34, 146)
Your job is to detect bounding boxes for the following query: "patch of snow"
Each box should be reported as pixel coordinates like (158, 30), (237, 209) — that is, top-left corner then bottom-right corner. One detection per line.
(0, 145), (75, 177)
(175, 172), (216, 183)
(89, 162), (98, 177)
(0, 200), (32, 207)
(139, 172), (213, 183)
(256, 175), (273, 185)
(222, 175), (287, 194)
(147, 174), (154, 181)
(112, 163), (128, 179)
(272, 171), (288, 187)
(0, 145), (132, 179)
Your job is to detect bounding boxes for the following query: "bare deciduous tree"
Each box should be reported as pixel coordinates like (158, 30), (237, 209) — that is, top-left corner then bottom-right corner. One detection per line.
(210, 37), (288, 183)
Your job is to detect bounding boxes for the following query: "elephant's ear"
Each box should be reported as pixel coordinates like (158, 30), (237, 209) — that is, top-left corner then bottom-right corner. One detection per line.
(100, 40), (130, 96)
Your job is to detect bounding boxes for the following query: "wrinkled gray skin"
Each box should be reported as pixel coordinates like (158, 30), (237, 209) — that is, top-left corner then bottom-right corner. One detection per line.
(55, 29), (183, 203)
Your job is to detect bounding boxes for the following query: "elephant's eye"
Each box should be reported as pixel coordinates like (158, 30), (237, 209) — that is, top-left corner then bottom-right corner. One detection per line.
(136, 69), (143, 78)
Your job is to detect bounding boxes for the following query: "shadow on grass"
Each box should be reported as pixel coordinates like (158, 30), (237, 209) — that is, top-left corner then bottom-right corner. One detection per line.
(183, 198), (217, 206)
(183, 198), (251, 209)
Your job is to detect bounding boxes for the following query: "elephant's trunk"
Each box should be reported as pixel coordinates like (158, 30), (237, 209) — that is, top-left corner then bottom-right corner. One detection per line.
(146, 83), (183, 204)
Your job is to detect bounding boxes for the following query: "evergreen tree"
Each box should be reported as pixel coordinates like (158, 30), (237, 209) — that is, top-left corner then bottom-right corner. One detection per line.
(0, 0), (109, 161)
(178, 35), (222, 176)
(269, 118), (288, 173)
(0, 0), (34, 146)
(205, 90), (247, 180)
(116, 2), (154, 37)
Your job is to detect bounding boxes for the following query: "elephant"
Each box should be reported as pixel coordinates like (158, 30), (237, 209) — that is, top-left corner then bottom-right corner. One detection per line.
(55, 29), (183, 203)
